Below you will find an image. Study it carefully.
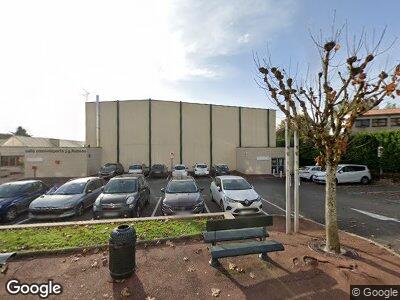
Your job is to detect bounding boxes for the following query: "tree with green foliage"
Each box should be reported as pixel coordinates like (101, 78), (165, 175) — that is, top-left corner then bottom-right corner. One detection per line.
(13, 126), (31, 137)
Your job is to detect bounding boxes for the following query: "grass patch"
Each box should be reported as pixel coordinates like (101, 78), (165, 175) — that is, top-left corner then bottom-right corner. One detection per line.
(0, 218), (209, 253)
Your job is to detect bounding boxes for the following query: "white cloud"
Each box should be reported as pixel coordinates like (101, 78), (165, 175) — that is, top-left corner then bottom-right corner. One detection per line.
(0, 0), (297, 139)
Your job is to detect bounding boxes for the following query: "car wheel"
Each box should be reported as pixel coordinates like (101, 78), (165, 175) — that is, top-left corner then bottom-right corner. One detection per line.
(310, 175), (314, 182)
(219, 200), (225, 212)
(361, 176), (370, 185)
(75, 203), (84, 216)
(5, 206), (17, 222)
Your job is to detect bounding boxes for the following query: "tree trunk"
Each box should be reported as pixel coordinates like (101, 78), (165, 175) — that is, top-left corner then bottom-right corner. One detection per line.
(325, 162), (341, 253)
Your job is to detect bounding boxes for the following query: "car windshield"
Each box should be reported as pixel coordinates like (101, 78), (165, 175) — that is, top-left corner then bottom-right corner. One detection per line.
(223, 178), (252, 190)
(174, 165), (186, 170)
(101, 164), (117, 172)
(217, 165), (228, 170)
(0, 183), (25, 198)
(197, 164), (207, 168)
(166, 181), (198, 193)
(130, 165), (142, 170)
(152, 165), (164, 170)
(54, 181), (86, 195)
(300, 167), (311, 171)
(104, 179), (137, 194)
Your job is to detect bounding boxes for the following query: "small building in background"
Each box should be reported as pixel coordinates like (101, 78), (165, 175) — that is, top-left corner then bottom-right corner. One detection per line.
(0, 135), (86, 176)
(352, 108), (400, 133)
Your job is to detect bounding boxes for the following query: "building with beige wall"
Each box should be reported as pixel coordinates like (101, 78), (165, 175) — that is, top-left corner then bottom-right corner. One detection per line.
(0, 136), (85, 176)
(86, 99), (287, 174)
(24, 147), (101, 178)
(352, 108), (400, 133)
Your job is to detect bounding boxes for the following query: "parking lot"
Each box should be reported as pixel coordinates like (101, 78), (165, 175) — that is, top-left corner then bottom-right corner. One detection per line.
(3, 175), (400, 253)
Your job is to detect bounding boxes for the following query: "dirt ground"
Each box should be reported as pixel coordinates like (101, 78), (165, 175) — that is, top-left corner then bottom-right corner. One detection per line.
(0, 216), (399, 299)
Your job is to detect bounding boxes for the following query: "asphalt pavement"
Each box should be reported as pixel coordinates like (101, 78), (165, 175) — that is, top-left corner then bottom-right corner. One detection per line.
(3, 175), (399, 253)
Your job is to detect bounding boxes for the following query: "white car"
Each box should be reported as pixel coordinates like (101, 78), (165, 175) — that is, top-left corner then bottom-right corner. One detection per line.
(172, 164), (188, 177)
(128, 164), (144, 174)
(313, 164), (371, 184)
(299, 166), (322, 181)
(193, 163), (209, 177)
(210, 175), (263, 216)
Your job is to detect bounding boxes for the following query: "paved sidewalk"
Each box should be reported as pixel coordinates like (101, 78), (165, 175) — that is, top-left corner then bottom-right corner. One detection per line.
(0, 217), (399, 299)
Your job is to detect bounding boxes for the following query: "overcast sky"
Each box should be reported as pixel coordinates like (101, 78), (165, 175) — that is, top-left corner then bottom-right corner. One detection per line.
(1, 0), (399, 141)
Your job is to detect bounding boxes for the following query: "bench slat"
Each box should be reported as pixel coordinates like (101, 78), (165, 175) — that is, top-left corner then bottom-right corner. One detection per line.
(206, 215), (272, 231)
(203, 227), (268, 243)
(210, 240), (284, 259)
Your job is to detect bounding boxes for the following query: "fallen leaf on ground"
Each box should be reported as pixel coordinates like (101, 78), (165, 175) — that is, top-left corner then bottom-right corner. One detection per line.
(72, 257), (80, 262)
(249, 272), (256, 279)
(292, 257), (299, 267)
(115, 279), (125, 283)
(188, 266), (196, 272)
(194, 248), (202, 254)
(146, 297), (155, 300)
(183, 257), (189, 261)
(211, 288), (221, 297)
(237, 268), (245, 273)
(121, 287), (131, 297)
(166, 240), (174, 247)
(228, 262), (236, 270)
(91, 261), (99, 268)
(0, 264), (8, 275)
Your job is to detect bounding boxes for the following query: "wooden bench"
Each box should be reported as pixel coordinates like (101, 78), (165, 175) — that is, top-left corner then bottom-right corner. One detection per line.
(203, 216), (284, 267)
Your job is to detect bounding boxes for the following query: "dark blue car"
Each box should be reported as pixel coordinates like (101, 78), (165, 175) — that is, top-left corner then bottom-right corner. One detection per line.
(0, 180), (49, 222)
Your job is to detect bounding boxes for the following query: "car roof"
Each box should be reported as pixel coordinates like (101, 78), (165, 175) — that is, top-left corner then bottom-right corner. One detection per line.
(68, 177), (99, 184)
(174, 164), (186, 167)
(217, 175), (244, 180)
(1, 180), (42, 186)
(169, 175), (195, 181)
(114, 174), (141, 179)
(338, 164), (367, 167)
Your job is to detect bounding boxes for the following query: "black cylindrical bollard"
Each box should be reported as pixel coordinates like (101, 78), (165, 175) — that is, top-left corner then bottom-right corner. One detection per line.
(109, 224), (137, 279)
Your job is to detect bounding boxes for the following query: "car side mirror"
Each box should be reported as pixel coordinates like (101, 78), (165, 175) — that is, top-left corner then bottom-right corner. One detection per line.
(338, 170), (343, 174)
(160, 188), (165, 193)
(86, 189), (93, 194)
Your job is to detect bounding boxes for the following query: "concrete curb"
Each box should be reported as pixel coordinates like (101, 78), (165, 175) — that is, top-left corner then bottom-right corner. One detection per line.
(296, 215), (400, 259)
(0, 212), (231, 230)
(11, 233), (203, 260)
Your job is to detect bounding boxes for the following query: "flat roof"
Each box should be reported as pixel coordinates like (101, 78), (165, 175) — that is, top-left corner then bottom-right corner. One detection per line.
(86, 98), (275, 111)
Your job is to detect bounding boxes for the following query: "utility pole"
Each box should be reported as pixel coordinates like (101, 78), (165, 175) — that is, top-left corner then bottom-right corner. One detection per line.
(294, 130), (300, 233)
(285, 102), (291, 234)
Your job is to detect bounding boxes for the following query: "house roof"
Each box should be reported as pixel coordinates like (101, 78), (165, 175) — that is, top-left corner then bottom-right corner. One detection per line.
(362, 108), (400, 116)
(1, 136), (84, 148)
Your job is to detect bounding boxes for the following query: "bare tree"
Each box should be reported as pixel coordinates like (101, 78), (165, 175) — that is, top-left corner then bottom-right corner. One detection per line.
(256, 25), (400, 253)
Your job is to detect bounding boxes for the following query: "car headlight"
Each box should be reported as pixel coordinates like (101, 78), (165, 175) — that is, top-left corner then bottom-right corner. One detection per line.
(225, 196), (236, 203)
(126, 196), (135, 205)
(255, 196), (262, 202)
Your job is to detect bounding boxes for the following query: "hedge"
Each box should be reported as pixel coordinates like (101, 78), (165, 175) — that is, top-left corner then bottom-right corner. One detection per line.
(297, 130), (400, 173)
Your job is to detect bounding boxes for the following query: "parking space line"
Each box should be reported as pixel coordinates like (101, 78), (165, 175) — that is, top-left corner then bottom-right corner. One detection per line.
(204, 202), (210, 213)
(262, 198), (306, 219)
(262, 198), (285, 213)
(151, 197), (163, 217)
